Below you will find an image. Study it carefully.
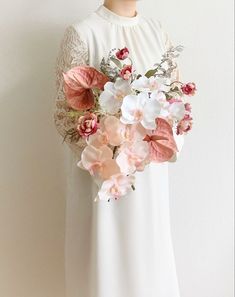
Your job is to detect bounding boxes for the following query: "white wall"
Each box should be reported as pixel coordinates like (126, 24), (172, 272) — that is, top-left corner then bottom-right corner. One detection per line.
(0, 0), (233, 297)
(140, 1), (234, 297)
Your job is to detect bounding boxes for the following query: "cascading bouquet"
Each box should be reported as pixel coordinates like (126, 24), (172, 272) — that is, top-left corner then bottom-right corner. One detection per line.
(62, 46), (196, 202)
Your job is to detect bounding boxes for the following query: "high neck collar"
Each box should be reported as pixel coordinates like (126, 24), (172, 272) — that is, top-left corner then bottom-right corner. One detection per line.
(95, 4), (140, 27)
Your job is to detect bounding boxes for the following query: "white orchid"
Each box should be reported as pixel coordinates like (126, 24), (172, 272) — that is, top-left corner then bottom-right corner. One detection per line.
(168, 100), (186, 120)
(99, 78), (132, 114)
(150, 90), (170, 117)
(120, 92), (161, 130)
(131, 75), (171, 92)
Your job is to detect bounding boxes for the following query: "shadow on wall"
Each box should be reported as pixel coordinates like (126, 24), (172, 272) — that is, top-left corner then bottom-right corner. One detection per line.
(0, 22), (73, 297)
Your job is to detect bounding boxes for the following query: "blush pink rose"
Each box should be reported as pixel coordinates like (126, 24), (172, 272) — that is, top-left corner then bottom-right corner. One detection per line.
(77, 112), (98, 138)
(120, 65), (132, 80)
(116, 47), (130, 60)
(184, 103), (192, 112)
(63, 66), (109, 111)
(143, 118), (178, 163)
(177, 114), (193, 135)
(181, 82), (197, 96)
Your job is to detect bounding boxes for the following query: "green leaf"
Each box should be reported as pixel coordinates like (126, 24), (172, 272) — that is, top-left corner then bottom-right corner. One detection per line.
(110, 56), (123, 69)
(144, 68), (158, 78)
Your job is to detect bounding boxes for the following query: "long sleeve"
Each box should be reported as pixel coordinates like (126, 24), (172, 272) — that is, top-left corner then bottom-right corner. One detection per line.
(53, 25), (89, 157)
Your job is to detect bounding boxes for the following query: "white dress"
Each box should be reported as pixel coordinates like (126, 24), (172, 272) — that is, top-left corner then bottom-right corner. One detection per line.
(54, 4), (182, 297)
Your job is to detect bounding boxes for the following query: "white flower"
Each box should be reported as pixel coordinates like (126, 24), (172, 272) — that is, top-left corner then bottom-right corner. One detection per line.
(120, 92), (161, 130)
(168, 101), (186, 120)
(99, 78), (132, 114)
(150, 90), (170, 117)
(131, 76), (170, 92)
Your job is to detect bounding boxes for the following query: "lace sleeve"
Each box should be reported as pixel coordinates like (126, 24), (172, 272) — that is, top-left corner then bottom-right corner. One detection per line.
(53, 25), (89, 158)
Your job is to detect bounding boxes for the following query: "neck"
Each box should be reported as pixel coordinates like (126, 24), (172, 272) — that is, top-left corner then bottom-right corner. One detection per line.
(103, 0), (137, 18)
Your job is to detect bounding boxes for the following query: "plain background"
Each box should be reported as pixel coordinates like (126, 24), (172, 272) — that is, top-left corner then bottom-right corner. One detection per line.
(0, 0), (234, 296)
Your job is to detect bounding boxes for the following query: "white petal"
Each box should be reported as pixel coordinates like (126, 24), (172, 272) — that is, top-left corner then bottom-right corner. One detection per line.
(114, 78), (131, 93)
(136, 92), (149, 108)
(104, 81), (116, 94)
(169, 102), (186, 120)
(131, 76), (149, 90)
(141, 118), (157, 130)
(99, 91), (121, 114)
(144, 98), (161, 119)
(121, 95), (138, 121)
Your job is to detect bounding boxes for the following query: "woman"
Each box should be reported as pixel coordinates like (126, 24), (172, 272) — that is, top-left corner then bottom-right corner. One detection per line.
(54, 1), (183, 296)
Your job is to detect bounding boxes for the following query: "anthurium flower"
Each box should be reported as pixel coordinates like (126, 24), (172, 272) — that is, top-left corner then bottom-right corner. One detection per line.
(131, 76), (170, 92)
(63, 66), (109, 111)
(99, 78), (132, 114)
(78, 145), (120, 180)
(120, 92), (161, 130)
(98, 173), (135, 201)
(143, 118), (178, 162)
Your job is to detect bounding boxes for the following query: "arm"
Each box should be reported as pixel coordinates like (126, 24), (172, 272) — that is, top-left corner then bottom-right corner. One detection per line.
(53, 25), (89, 158)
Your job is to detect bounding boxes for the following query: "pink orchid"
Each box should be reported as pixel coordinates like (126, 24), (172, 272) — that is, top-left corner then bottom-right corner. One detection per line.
(143, 118), (178, 163)
(98, 174), (135, 201)
(88, 116), (126, 147)
(116, 141), (149, 174)
(63, 66), (109, 110)
(124, 123), (147, 143)
(78, 145), (120, 180)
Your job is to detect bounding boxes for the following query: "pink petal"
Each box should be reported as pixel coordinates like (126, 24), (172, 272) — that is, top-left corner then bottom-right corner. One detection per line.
(63, 66), (109, 111)
(101, 159), (120, 180)
(144, 118), (178, 163)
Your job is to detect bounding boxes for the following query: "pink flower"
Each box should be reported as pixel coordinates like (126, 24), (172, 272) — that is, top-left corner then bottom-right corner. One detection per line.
(181, 82), (197, 96)
(184, 103), (192, 112)
(78, 145), (120, 180)
(77, 112), (98, 138)
(98, 173), (135, 201)
(168, 98), (182, 104)
(143, 118), (178, 163)
(87, 116), (126, 147)
(63, 66), (109, 110)
(116, 141), (149, 174)
(116, 47), (129, 60)
(120, 65), (132, 80)
(177, 114), (193, 135)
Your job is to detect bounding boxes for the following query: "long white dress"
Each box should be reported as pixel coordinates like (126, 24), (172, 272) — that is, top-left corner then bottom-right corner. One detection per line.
(54, 4), (182, 297)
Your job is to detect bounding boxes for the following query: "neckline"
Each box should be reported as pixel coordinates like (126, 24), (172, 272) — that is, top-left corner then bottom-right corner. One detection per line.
(95, 4), (140, 27)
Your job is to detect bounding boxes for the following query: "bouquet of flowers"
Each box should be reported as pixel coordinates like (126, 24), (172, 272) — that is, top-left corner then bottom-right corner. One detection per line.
(62, 45), (196, 202)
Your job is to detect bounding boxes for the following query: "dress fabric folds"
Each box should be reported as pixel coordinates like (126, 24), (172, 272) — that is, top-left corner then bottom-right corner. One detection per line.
(54, 4), (182, 297)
